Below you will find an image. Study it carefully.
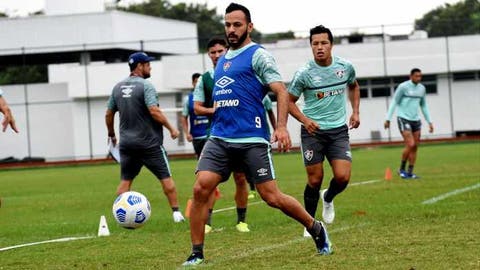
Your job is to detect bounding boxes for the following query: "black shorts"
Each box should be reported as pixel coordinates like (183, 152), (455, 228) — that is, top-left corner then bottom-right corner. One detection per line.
(196, 138), (275, 184)
(397, 117), (422, 133)
(192, 138), (207, 158)
(120, 145), (171, 181)
(300, 125), (352, 166)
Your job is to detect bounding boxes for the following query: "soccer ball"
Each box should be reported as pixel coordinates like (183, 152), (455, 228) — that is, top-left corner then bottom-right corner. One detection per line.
(112, 191), (151, 229)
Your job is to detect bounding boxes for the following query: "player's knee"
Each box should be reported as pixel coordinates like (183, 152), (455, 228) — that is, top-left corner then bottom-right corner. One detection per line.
(259, 192), (281, 208)
(192, 183), (211, 201)
(307, 170), (323, 186)
(162, 184), (175, 196)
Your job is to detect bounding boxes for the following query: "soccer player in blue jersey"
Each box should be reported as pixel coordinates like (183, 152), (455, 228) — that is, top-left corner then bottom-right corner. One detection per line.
(193, 37), (251, 234)
(183, 4), (332, 266)
(288, 25), (360, 233)
(0, 88), (18, 133)
(384, 68), (434, 179)
(105, 52), (185, 223)
(181, 73), (208, 158)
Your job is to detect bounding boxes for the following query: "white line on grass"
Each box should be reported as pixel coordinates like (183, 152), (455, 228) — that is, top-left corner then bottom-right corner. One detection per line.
(422, 182), (480, 205)
(212, 179), (382, 214)
(0, 236), (95, 252)
(211, 223), (369, 265)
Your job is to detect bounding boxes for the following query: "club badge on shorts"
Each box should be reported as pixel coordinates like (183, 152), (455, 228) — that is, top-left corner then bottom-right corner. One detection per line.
(304, 150), (314, 161)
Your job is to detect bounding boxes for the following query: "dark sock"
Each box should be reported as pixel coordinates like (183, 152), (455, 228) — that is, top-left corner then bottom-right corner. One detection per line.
(400, 160), (407, 171)
(249, 180), (255, 191)
(307, 220), (325, 243)
(171, 207), (179, 212)
(206, 209), (213, 226)
(304, 184), (320, 218)
(324, 178), (348, 203)
(236, 207), (247, 223)
(192, 243), (204, 255)
(408, 165), (414, 174)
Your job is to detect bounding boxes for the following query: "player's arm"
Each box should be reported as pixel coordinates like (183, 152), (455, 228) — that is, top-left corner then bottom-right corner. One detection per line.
(180, 116), (192, 142)
(181, 97), (193, 142)
(269, 82), (291, 152)
(288, 93), (319, 134)
(287, 70), (319, 134)
(105, 95), (117, 144)
(0, 96), (18, 133)
(348, 80), (360, 129)
(144, 83), (179, 139)
(267, 108), (277, 131)
(192, 77), (215, 116)
(253, 48), (291, 151)
(194, 101), (214, 116)
(420, 94), (434, 133)
(384, 85), (404, 129)
(148, 105), (179, 139)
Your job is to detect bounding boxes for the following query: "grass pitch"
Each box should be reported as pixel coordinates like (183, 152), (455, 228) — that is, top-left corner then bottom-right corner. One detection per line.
(0, 141), (479, 269)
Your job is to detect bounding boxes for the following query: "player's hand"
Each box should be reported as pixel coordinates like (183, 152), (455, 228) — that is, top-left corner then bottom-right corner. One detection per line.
(429, 123), (434, 133)
(170, 128), (180, 140)
(2, 114), (18, 133)
(271, 126), (291, 152)
(108, 135), (117, 146)
(349, 113), (360, 129)
(384, 120), (390, 129)
(186, 134), (193, 142)
(303, 118), (319, 134)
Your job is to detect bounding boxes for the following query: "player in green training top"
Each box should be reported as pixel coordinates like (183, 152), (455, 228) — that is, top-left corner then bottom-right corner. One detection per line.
(384, 68), (434, 179)
(288, 25), (360, 235)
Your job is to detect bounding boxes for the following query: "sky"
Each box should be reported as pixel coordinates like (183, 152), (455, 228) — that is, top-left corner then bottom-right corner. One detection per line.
(0, 0), (461, 35)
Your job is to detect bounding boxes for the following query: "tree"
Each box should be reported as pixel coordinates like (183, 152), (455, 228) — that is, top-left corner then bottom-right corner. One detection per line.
(121, 0), (225, 50)
(260, 31), (295, 44)
(415, 0), (480, 37)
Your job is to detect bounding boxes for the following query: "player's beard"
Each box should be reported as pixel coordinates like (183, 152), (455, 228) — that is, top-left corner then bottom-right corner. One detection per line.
(227, 30), (248, 49)
(143, 71), (151, 79)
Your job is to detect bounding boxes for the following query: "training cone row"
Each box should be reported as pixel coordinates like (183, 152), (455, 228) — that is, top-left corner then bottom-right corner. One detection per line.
(384, 167), (392, 181)
(98, 215), (110, 237)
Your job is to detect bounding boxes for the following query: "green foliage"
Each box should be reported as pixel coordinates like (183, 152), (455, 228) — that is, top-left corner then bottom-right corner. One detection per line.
(260, 31), (295, 44)
(0, 141), (479, 269)
(415, 0), (480, 37)
(0, 65), (48, 85)
(121, 0), (224, 51)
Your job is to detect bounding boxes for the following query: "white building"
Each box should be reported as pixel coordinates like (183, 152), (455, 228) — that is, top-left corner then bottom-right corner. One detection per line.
(0, 4), (479, 161)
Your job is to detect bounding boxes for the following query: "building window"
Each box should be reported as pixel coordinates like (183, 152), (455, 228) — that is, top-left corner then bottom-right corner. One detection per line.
(425, 84), (437, 94)
(360, 88), (369, 98)
(371, 87), (391, 97)
(453, 71), (476, 81)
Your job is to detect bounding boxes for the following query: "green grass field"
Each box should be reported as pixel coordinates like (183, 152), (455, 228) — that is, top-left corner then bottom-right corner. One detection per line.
(1, 141), (479, 269)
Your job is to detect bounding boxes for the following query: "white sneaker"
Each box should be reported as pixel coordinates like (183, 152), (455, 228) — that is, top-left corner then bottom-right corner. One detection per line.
(321, 189), (335, 224)
(172, 211), (185, 223)
(303, 227), (312, 238)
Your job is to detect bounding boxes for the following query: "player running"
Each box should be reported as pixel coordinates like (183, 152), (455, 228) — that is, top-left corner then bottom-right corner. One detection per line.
(288, 25), (360, 233)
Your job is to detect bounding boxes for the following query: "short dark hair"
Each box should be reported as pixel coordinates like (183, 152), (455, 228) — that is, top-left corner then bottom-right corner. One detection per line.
(309, 25), (333, 44)
(225, 3), (251, 23)
(192, 73), (201, 82)
(410, 68), (422, 75)
(206, 37), (227, 50)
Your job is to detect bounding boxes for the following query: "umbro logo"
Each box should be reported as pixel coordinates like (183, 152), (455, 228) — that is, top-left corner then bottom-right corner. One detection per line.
(257, 168), (268, 176)
(121, 85), (135, 98)
(215, 76), (235, 88)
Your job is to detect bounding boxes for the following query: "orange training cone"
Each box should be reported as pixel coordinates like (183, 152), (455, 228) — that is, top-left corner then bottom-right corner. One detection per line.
(384, 167), (392, 181)
(185, 198), (192, 218)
